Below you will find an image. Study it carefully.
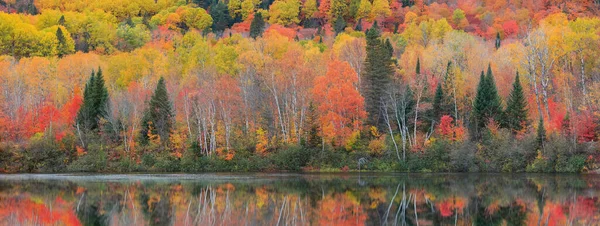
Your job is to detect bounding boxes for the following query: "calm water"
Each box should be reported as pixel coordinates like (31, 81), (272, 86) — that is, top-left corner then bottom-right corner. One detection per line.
(0, 173), (598, 226)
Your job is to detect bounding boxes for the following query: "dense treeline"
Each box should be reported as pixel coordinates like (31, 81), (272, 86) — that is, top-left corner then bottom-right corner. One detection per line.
(0, 0), (600, 173)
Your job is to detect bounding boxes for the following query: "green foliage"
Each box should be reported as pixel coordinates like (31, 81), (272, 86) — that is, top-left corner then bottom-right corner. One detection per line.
(141, 77), (174, 144)
(504, 72), (528, 132)
(21, 136), (67, 173)
(67, 147), (107, 172)
(77, 68), (110, 132)
(333, 16), (346, 34)
(116, 20), (151, 52)
(272, 146), (315, 170)
(210, 2), (234, 35)
(249, 12), (265, 39)
(362, 21), (394, 130)
(472, 64), (503, 137)
(536, 118), (546, 150)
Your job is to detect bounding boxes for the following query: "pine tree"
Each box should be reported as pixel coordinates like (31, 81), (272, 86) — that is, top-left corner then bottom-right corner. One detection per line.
(504, 72), (528, 132)
(333, 16), (346, 34)
(472, 64), (503, 136)
(141, 77), (174, 144)
(92, 68), (109, 121)
(362, 21), (394, 130)
(56, 27), (67, 57)
(415, 58), (420, 75)
(58, 15), (66, 26)
(305, 102), (321, 148)
(76, 68), (109, 132)
(77, 72), (96, 131)
(249, 12), (265, 39)
(355, 18), (363, 31)
(536, 118), (546, 150)
(495, 32), (501, 49)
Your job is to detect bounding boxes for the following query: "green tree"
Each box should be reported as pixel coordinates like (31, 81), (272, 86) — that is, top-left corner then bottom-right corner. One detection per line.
(304, 102), (321, 148)
(249, 12), (265, 39)
(495, 32), (501, 49)
(472, 64), (503, 136)
(56, 27), (68, 57)
(362, 21), (394, 130)
(210, 2), (234, 36)
(333, 16), (346, 34)
(76, 68), (109, 132)
(58, 15), (66, 26)
(141, 77), (174, 144)
(504, 72), (528, 132)
(536, 118), (546, 151)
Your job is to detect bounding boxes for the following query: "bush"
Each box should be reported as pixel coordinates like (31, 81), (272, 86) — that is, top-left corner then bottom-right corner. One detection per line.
(272, 145), (314, 171)
(153, 152), (181, 172)
(22, 136), (67, 173)
(67, 147), (107, 172)
(555, 155), (586, 173)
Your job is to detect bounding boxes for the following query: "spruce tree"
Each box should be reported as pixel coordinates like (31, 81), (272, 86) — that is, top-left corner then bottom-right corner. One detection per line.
(355, 18), (363, 31)
(430, 82), (452, 122)
(305, 102), (321, 148)
(472, 64), (503, 136)
(333, 16), (346, 35)
(249, 12), (265, 39)
(362, 21), (393, 130)
(56, 27), (67, 57)
(77, 72), (96, 131)
(504, 72), (528, 132)
(495, 32), (501, 50)
(76, 68), (109, 132)
(536, 118), (546, 150)
(92, 68), (109, 121)
(58, 15), (66, 26)
(141, 77), (174, 144)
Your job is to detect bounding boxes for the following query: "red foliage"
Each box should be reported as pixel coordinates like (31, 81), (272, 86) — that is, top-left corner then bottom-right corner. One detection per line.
(501, 20), (519, 37)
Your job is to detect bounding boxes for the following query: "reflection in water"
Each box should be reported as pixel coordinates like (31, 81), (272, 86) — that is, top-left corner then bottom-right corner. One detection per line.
(0, 174), (598, 226)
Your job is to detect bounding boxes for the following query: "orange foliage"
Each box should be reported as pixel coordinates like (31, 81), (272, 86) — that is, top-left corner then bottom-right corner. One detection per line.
(313, 60), (366, 146)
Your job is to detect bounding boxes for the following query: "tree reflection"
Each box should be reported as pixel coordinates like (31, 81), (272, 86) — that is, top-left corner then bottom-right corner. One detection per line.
(0, 174), (598, 226)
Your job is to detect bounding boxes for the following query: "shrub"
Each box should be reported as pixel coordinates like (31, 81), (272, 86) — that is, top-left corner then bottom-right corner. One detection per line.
(67, 147), (107, 172)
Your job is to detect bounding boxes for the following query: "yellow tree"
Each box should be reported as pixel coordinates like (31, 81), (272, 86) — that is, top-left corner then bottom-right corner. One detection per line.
(269, 0), (301, 26)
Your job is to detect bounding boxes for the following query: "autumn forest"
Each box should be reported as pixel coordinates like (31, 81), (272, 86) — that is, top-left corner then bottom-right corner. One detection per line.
(1, 0), (600, 173)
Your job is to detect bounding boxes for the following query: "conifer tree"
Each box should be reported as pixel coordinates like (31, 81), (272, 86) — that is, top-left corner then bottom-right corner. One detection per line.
(77, 71), (96, 131)
(249, 12), (265, 39)
(504, 72), (528, 132)
(473, 64), (503, 136)
(495, 32), (501, 49)
(355, 18), (363, 31)
(333, 16), (346, 34)
(305, 102), (321, 148)
(76, 68), (109, 132)
(141, 77), (174, 144)
(58, 15), (66, 26)
(92, 68), (109, 121)
(362, 21), (393, 130)
(536, 118), (546, 150)
(56, 27), (67, 57)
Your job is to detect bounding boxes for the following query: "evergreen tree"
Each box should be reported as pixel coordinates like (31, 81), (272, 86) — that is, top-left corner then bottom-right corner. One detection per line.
(92, 68), (109, 121)
(76, 68), (109, 132)
(249, 12), (265, 39)
(472, 64), (503, 136)
(333, 16), (346, 35)
(58, 15), (66, 26)
(362, 21), (394, 130)
(305, 102), (321, 148)
(210, 2), (233, 36)
(141, 77), (174, 144)
(355, 18), (363, 31)
(536, 118), (546, 150)
(415, 57), (420, 75)
(430, 82), (452, 122)
(56, 27), (67, 57)
(504, 72), (528, 132)
(77, 72), (96, 131)
(495, 32), (501, 49)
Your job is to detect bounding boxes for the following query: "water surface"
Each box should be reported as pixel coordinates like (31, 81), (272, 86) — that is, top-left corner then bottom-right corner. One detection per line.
(0, 173), (598, 226)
